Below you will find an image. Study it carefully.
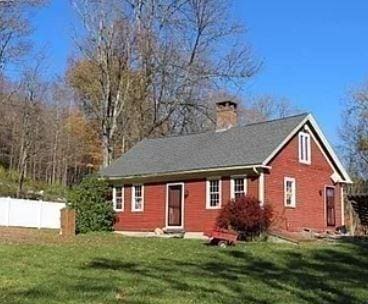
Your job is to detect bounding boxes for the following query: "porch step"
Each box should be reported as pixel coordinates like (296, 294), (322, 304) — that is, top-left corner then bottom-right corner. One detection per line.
(162, 228), (185, 238)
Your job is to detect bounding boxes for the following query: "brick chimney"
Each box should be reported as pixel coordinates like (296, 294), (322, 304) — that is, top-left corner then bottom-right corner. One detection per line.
(216, 100), (238, 130)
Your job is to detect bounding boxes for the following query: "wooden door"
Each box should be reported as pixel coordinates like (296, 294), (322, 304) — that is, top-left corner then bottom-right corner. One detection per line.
(326, 187), (336, 226)
(168, 185), (182, 227)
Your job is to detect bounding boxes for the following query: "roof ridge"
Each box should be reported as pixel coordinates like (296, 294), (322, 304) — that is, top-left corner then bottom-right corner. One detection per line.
(144, 128), (215, 141)
(143, 112), (310, 142)
(241, 112), (310, 128)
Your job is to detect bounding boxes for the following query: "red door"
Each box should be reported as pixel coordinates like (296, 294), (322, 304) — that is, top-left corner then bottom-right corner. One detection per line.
(168, 185), (182, 227)
(326, 187), (336, 226)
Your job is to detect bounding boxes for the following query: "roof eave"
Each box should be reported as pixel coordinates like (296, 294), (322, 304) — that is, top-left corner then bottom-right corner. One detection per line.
(103, 164), (272, 181)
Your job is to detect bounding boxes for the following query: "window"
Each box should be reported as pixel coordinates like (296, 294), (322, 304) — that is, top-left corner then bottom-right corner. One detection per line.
(231, 176), (247, 199)
(132, 184), (144, 211)
(284, 177), (296, 208)
(206, 178), (221, 209)
(113, 186), (124, 211)
(299, 131), (311, 164)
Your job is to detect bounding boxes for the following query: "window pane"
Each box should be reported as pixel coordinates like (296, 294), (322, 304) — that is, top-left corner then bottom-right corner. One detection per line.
(299, 133), (311, 163)
(208, 179), (220, 207)
(305, 136), (309, 161)
(116, 198), (122, 209)
(210, 180), (218, 192)
(210, 193), (219, 207)
(132, 185), (143, 211)
(234, 178), (244, 193)
(135, 185), (142, 197)
(114, 187), (123, 210)
(285, 179), (295, 207)
(300, 135), (304, 160)
(135, 198), (142, 210)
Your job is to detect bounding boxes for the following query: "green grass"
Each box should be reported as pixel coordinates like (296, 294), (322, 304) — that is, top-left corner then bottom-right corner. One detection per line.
(0, 231), (367, 304)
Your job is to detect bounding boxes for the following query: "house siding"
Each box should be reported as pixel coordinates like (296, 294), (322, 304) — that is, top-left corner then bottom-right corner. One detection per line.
(114, 183), (166, 231)
(114, 176), (258, 232)
(265, 130), (342, 232)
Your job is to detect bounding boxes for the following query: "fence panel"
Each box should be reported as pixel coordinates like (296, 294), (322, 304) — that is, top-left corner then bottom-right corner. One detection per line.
(0, 197), (66, 229)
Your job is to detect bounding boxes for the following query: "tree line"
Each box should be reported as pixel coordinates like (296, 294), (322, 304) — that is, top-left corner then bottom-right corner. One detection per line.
(4, 0), (365, 197)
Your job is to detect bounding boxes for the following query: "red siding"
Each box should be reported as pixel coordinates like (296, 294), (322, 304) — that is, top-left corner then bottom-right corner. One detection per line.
(248, 176), (259, 198)
(114, 175), (256, 232)
(114, 183), (166, 231)
(265, 131), (342, 232)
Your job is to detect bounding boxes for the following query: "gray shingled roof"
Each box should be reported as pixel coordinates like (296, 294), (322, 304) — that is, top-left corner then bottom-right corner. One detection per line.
(100, 113), (309, 178)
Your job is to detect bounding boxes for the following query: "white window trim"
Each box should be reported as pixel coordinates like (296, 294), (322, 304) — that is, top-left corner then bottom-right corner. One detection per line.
(112, 186), (124, 211)
(206, 177), (222, 209)
(298, 131), (311, 165)
(284, 177), (296, 208)
(131, 184), (144, 212)
(230, 176), (247, 199)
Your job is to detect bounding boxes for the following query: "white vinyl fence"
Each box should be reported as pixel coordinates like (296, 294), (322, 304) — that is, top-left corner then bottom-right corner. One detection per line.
(0, 197), (66, 229)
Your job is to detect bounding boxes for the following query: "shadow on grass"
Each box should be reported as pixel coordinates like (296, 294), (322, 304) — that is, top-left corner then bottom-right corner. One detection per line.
(2, 238), (368, 304)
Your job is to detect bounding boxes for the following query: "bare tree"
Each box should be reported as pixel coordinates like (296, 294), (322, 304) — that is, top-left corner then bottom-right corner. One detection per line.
(70, 0), (135, 167)
(340, 83), (368, 179)
(239, 95), (300, 125)
(16, 59), (46, 196)
(0, 0), (45, 72)
(70, 0), (260, 167)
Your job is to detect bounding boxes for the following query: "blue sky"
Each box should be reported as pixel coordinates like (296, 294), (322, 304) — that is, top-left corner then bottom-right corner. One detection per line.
(28, 0), (368, 146)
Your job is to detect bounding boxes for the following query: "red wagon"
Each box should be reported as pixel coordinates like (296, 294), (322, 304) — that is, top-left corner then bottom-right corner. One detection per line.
(205, 229), (239, 247)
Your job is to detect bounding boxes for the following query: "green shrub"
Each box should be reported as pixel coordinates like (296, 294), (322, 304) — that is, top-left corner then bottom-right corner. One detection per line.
(67, 177), (115, 233)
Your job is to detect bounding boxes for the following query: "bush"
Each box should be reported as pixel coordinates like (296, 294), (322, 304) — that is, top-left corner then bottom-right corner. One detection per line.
(216, 196), (273, 240)
(67, 177), (115, 233)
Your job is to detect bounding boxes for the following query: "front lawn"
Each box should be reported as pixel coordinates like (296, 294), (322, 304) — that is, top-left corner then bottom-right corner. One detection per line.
(0, 228), (367, 304)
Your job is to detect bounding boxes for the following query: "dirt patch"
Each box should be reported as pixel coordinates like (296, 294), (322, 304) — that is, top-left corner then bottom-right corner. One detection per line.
(0, 227), (71, 245)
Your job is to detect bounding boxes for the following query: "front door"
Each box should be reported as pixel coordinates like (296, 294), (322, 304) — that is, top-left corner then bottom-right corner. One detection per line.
(167, 184), (183, 227)
(326, 187), (336, 226)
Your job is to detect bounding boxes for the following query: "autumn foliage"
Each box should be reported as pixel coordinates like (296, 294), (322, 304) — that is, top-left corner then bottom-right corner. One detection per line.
(216, 196), (273, 239)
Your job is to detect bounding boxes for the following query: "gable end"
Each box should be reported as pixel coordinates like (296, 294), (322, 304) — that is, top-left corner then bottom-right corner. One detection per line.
(262, 114), (352, 183)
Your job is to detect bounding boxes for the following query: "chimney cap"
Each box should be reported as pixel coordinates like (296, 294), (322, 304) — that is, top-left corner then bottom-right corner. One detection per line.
(216, 99), (238, 108)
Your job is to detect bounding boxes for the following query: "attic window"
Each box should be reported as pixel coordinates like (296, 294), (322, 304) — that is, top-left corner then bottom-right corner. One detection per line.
(299, 131), (311, 164)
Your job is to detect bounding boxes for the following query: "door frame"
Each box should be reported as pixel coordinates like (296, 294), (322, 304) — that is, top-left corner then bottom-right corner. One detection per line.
(324, 185), (336, 227)
(165, 182), (185, 229)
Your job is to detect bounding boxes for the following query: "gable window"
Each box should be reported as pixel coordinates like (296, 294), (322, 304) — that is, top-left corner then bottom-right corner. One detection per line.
(284, 177), (296, 208)
(206, 178), (221, 209)
(113, 186), (124, 211)
(132, 184), (144, 212)
(299, 131), (311, 164)
(231, 176), (247, 199)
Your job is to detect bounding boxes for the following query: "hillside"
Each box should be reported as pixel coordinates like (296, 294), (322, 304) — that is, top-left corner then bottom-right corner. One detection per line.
(0, 167), (67, 202)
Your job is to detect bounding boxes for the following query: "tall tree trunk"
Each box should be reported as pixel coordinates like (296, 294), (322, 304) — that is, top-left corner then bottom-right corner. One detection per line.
(17, 145), (28, 198)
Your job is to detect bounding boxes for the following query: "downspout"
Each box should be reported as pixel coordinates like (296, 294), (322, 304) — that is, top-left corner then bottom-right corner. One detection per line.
(253, 166), (268, 206)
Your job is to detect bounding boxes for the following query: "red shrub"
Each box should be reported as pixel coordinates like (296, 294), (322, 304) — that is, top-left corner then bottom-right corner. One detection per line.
(216, 196), (273, 238)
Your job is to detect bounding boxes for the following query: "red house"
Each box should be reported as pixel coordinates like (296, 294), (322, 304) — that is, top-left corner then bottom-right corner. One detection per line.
(101, 101), (352, 235)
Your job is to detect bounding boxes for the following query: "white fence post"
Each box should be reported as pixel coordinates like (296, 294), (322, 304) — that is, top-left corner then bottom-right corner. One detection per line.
(6, 197), (10, 227)
(38, 201), (42, 229)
